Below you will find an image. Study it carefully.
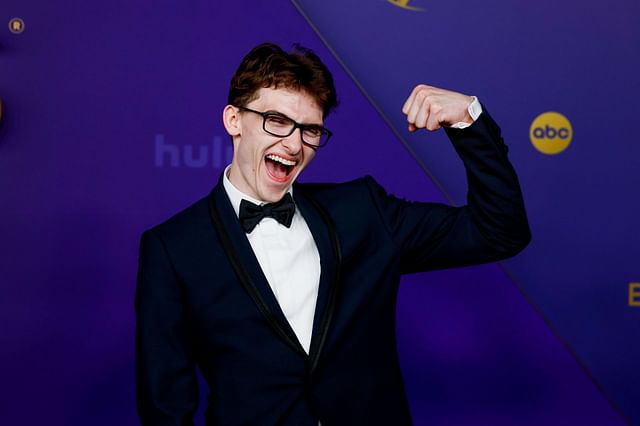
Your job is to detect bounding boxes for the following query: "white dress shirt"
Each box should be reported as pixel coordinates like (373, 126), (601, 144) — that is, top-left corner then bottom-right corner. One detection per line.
(223, 166), (321, 354)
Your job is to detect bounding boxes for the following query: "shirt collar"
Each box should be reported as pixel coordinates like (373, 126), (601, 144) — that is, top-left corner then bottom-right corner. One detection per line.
(222, 165), (294, 218)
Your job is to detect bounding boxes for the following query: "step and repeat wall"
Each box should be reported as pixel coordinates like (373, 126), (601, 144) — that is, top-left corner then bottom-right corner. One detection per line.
(1, 1), (637, 425)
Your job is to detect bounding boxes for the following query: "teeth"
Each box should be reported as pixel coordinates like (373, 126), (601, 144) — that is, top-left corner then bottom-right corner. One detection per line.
(266, 154), (297, 166)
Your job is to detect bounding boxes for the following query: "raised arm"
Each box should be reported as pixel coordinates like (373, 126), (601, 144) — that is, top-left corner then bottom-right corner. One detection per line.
(371, 84), (530, 272)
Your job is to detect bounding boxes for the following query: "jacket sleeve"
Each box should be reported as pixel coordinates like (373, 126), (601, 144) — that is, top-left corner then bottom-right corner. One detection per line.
(135, 229), (198, 425)
(365, 106), (531, 273)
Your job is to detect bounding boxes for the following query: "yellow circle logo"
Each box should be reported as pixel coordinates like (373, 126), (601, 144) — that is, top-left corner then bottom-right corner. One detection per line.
(529, 112), (572, 154)
(8, 17), (25, 34)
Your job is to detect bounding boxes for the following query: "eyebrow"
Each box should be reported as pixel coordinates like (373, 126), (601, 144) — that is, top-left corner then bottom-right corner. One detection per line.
(263, 109), (324, 127)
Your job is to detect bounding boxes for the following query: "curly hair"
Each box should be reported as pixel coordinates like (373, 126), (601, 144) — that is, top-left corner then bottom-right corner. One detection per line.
(228, 43), (338, 118)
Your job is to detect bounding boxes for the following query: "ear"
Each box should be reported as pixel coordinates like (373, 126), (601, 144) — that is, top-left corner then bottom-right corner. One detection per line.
(223, 105), (241, 138)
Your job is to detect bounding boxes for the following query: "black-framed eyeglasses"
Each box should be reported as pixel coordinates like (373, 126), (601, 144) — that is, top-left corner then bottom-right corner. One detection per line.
(236, 106), (332, 148)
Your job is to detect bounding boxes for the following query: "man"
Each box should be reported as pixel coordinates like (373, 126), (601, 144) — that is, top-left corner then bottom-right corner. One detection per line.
(136, 43), (530, 425)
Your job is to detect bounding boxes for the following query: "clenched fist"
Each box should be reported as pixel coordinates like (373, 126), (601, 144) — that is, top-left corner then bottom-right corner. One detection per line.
(402, 85), (475, 132)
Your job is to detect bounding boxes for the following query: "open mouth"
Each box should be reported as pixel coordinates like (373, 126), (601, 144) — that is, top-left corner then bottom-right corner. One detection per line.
(265, 154), (297, 182)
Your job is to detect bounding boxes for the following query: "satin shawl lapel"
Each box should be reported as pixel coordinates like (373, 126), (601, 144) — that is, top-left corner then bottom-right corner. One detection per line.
(293, 184), (341, 374)
(208, 177), (305, 357)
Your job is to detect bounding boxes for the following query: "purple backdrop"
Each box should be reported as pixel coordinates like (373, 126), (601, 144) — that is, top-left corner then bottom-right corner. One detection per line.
(291, 0), (639, 423)
(0, 0), (636, 424)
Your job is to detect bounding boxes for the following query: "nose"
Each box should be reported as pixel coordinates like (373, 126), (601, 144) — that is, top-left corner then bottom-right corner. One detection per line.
(280, 127), (303, 154)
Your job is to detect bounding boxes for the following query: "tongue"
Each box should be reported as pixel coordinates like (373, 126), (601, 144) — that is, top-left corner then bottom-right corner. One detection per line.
(266, 158), (288, 179)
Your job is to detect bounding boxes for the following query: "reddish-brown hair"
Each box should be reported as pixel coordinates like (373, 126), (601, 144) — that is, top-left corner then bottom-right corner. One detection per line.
(228, 43), (338, 118)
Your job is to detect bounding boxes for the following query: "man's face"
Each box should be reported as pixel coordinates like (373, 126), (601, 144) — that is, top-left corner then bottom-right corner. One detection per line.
(226, 87), (323, 202)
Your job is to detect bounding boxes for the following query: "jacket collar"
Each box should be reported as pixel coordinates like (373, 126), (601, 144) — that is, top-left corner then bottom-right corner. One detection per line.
(208, 173), (341, 372)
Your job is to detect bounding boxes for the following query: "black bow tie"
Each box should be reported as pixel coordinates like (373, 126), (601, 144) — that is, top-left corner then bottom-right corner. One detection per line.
(239, 193), (295, 233)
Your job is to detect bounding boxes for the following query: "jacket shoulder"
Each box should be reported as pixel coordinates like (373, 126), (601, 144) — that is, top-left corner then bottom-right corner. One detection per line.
(144, 196), (211, 241)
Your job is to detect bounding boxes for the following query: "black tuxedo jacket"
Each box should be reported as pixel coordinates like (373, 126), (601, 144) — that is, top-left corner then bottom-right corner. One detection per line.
(135, 110), (531, 425)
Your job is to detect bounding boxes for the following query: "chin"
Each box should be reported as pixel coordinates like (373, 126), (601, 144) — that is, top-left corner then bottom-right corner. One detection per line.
(259, 167), (303, 202)
(257, 185), (287, 203)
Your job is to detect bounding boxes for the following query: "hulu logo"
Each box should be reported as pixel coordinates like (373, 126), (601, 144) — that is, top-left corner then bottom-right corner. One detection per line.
(154, 135), (233, 168)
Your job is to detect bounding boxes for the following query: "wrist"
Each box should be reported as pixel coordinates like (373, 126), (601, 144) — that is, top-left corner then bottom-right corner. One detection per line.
(450, 96), (483, 129)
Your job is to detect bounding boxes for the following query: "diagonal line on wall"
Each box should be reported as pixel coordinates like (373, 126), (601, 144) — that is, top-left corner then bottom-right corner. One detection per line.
(289, 1), (632, 424)
(290, 5), (455, 206)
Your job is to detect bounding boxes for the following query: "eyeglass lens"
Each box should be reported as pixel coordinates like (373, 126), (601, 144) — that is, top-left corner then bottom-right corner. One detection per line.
(264, 114), (327, 146)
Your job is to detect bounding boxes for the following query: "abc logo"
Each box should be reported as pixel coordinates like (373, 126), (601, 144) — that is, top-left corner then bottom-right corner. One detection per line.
(529, 112), (572, 155)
